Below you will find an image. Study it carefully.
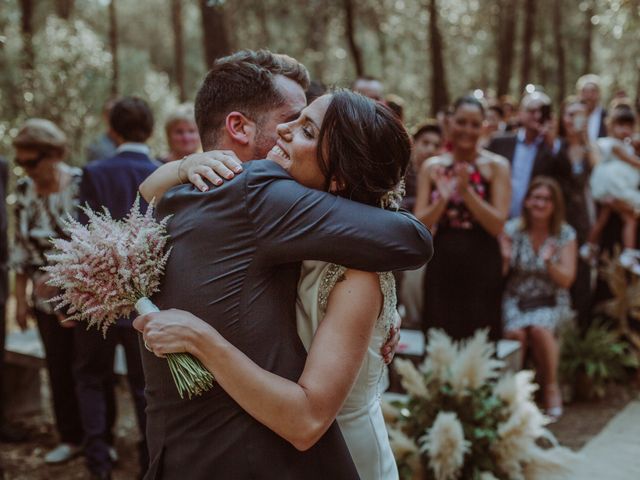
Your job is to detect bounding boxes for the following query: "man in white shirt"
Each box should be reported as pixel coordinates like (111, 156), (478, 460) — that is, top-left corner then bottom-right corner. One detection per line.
(577, 74), (607, 142)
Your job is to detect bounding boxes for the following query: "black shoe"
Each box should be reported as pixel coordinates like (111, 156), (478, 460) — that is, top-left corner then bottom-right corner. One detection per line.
(0, 423), (29, 443)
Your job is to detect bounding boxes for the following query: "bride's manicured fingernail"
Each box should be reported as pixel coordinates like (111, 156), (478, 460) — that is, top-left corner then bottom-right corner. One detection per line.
(215, 179), (222, 185)
(201, 186), (208, 191)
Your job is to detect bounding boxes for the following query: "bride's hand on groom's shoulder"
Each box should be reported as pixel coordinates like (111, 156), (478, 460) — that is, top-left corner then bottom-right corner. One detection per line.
(133, 308), (210, 357)
(183, 150), (243, 192)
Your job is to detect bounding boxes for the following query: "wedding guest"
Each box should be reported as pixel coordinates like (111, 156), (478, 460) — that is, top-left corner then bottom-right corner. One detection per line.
(500, 177), (577, 419)
(487, 91), (555, 218)
(403, 122), (442, 215)
(0, 155), (28, 445)
(158, 103), (200, 164)
(415, 95), (511, 340)
(436, 106), (454, 152)
(400, 122), (442, 327)
(577, 74), (607, 142)
(352, 76), (384, 102)
(86, 98), (118, 163)
(499, 94), (519, 131)
(480, 104), (505, 148)
(75, 97), (157, 480)
(305, 80), (327, 104)
(581, 103), (640, 273)
(385, 93), (405, 121)
(10, 119), (85, 463)
(551, 96), (599, 328)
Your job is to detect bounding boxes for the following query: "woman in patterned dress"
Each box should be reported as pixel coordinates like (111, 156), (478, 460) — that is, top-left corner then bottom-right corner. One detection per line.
(135, 91), (418, 479)
(415, 95), (511, 340)
(11, 119), (85, 463)
(500, 176), (577, 419)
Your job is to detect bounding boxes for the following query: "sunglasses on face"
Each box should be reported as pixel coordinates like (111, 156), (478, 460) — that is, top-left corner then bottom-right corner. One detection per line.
(15, 152), (47, 169)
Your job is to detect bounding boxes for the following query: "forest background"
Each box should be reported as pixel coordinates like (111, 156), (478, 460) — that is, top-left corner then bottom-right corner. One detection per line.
(1, 0), (639, 165)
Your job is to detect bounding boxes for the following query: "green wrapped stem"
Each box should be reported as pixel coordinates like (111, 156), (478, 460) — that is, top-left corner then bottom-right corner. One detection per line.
(135, 297), (215, 399)
(166, 352), (215, 399)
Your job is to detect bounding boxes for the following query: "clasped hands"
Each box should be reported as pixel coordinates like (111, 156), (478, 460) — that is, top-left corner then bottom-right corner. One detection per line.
(433, 163), (472, 201)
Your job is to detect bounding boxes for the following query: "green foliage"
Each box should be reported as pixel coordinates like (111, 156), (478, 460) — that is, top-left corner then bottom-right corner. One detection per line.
(560, 319), (639, 399)
(398, 379), (510, 479)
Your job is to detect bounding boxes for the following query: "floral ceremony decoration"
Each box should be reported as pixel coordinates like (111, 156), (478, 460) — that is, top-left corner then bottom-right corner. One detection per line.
(386, 329), (576, 480)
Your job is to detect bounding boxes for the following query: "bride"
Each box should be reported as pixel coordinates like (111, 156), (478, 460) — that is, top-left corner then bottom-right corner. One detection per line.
(136, 90), (418, 480)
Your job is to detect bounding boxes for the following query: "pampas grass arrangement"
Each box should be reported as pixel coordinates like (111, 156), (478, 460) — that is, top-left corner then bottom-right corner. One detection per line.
(386, 329), (577, 480)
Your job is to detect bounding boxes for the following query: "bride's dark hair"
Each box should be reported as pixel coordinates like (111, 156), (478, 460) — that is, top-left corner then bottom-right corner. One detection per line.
(317, 90), (410, 207)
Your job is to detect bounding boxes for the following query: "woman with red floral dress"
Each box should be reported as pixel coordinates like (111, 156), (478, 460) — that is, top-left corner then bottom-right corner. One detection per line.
(415, 96), (511, 340)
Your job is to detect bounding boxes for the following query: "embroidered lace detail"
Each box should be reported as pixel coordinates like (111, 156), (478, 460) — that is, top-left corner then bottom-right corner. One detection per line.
(318, 264), (348, 317)
(318, 264), (397, 335)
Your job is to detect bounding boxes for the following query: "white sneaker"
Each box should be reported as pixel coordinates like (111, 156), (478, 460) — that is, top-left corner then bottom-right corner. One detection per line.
(619, 248), (640, 269)
(44, 443), (81, 464)
(108, 446), (119, 464)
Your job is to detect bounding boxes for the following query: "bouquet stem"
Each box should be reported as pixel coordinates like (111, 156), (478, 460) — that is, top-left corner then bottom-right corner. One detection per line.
(136, 297), (215, 399)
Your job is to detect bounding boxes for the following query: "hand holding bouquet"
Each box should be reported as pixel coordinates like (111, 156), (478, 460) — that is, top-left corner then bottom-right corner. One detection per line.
(44, 197), (214, 399)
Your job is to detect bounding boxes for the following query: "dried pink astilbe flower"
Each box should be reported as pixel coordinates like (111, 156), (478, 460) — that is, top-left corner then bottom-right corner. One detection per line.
(44, 197), (214, 399)
(44, 197), (171, 335)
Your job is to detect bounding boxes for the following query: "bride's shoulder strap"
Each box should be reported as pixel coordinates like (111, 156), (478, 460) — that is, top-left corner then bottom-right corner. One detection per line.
(317, 264), (348, 317)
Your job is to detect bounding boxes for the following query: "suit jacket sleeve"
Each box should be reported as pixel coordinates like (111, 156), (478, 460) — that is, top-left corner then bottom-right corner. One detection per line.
(246, 162), (433, 271)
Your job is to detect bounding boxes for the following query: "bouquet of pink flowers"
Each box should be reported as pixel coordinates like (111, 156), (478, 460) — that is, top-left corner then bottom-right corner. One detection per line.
(44, 197), (214, 399)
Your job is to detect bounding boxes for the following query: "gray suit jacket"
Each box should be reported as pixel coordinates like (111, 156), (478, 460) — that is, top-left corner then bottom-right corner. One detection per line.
(143, 160), (432, 480)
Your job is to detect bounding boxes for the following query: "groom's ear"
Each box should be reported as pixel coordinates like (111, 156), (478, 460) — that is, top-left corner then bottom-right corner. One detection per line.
(224, 112), (256, 146)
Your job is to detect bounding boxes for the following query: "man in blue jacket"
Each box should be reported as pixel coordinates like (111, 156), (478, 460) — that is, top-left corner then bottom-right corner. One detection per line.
(75, 97), (157, 480)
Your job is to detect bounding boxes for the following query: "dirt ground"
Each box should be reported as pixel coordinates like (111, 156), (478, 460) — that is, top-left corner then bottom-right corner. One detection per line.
(1, 382), (638, 479)
(1, 378), (141, 480)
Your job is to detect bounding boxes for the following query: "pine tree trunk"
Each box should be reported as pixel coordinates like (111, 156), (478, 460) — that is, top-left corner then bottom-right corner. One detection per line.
(343, 0), (364, 77)
(553, 0), (566, 104)
(306, 0), (329, 81)
(199, 0), (231, 69)
(109, 0), (119, 96)
(428, 0), (449, 116)
(55, 0), (74, 19)
(519, 0), (536, 94)
(583, 2), (594, 74)
(255, 0), (271, 47)
(171, 0), (186, 101)
(496, 0), (518, 97)
(19, 0), (35, 72)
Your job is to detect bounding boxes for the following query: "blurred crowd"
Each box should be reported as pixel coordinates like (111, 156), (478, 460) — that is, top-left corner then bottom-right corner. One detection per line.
(0, 68), (638, 478)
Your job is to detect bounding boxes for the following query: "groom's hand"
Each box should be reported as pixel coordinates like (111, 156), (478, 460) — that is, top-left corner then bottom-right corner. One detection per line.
(183, 150), (243, 192)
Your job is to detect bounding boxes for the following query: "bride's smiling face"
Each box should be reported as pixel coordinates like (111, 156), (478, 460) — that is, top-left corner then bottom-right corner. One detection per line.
(266, 94), (332, 190)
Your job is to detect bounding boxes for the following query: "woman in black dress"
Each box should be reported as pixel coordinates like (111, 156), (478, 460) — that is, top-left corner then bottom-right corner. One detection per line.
(551, 96), (599, 328)
(415, 96), (511, 340)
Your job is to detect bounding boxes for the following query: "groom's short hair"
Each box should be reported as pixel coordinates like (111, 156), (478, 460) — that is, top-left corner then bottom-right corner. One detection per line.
(195, 50), (310, 149)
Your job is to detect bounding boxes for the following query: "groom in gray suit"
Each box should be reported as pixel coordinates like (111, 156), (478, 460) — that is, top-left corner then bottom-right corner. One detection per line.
(139, 50), (433, 479)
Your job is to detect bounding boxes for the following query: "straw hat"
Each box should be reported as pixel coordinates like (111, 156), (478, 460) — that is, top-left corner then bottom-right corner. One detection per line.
(12, 118), (67, 153)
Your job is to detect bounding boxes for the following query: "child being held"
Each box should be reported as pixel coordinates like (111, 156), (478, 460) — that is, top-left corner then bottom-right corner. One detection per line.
(581, 103), (640, 273)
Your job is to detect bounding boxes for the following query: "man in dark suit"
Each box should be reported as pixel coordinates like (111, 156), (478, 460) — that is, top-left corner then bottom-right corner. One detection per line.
(577, 74), (607, 141)
(486, 91), (555, 218)
(75, 97), (157, 480)
(138, 50), (433, 479)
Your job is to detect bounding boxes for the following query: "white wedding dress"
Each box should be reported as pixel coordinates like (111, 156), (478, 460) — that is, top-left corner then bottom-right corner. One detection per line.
(296, 261), (399, 480)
